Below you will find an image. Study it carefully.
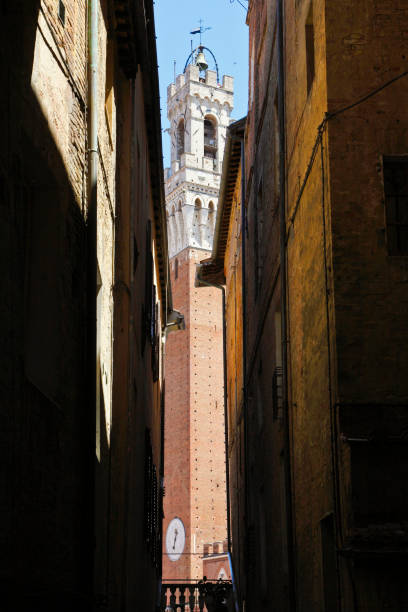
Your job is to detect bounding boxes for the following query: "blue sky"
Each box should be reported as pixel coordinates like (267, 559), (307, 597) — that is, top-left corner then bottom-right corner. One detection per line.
(153, 0), (249, 168)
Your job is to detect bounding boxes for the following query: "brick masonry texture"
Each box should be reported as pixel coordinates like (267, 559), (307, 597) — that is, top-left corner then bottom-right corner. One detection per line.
(163, 248), (227, 581)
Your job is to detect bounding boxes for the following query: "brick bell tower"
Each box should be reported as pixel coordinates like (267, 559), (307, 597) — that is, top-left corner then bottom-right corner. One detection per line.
(163, 47), (234, 582)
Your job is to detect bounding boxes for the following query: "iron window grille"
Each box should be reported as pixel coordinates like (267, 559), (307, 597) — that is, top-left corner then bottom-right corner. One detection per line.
(144, 430), (161, 572)
(272, 366), (283, 421)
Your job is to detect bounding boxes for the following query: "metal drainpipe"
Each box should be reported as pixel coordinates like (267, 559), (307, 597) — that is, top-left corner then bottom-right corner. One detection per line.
(87, 0), (99, 595)
(277, 1), (296, 610)
(197, 279), (231, 555)
(239, 135), (249, 610)
(88, 0), (98, 241)
(87, 0), (99, 402)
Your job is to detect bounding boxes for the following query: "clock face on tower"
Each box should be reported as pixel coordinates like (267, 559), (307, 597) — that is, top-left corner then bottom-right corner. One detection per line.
(166, 517), (186, 561)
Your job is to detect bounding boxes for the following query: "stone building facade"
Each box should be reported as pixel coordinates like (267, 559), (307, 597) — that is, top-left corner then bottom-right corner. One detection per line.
(162, 55), (233, 581)
(201, 0), (408, 610)
(0, 2), (169, 610)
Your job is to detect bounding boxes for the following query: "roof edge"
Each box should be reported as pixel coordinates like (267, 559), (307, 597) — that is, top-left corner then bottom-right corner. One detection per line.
(212, 116), (246, 263)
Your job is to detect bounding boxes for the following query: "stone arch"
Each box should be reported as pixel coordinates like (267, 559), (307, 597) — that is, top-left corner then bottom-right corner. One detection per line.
(208, 200), (216, 241)
(193, 198), (202, 245)
(170, 203), (178, 254)
(176, 118), (184, 159)
(204, 115), (217, 160)
(175, 199), (185, 251)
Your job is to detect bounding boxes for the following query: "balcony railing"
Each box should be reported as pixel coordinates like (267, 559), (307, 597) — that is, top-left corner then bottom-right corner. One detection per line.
(161, 580), (233, 612)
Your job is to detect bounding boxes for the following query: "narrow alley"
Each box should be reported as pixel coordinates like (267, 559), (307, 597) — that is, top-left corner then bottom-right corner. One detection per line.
(1, 1), (408, 611)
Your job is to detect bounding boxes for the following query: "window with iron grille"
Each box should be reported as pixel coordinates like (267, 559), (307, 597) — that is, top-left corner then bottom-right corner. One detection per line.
(383, 156), (408, 255)
(272, 366), (283, 421)
(144, 430), (161, 572)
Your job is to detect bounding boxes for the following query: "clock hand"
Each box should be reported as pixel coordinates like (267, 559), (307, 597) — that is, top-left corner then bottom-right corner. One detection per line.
(173, 528), (178, 550)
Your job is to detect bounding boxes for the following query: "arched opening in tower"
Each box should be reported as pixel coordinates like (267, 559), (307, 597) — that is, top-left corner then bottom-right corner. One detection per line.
(177, 119), (185, 159)
(204, 117), (217, 160)
(208, 201), (216, 240)
(193, 198), (202, 245)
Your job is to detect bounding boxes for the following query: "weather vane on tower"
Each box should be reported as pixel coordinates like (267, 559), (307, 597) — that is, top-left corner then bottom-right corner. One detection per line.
(185, 19), (219, 83)
(190, 19), (212, 46)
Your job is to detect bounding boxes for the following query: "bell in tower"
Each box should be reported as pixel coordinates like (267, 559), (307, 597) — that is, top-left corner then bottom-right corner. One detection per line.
(195, 47), (208, 72)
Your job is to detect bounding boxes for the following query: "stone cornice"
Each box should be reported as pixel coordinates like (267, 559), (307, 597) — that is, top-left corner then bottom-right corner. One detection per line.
(166, 181), (220, 202)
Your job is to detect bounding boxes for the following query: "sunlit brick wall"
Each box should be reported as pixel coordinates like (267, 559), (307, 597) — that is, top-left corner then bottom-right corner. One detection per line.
(163, 247), (227, 580)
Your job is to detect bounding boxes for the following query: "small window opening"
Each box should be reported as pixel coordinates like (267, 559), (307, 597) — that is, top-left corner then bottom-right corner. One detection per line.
(175, 258), (179, 280)
(204, 117), (217, 160)
(105, 34), (115, 145)
(177, 119), (185, 159)
(384, 156), (408, 255)
(305, 2), (315, 95)
(58, 0), (65, 26)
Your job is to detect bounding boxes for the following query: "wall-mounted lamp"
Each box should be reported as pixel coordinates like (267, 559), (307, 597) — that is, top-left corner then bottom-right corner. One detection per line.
(165, 309), (185, 337)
